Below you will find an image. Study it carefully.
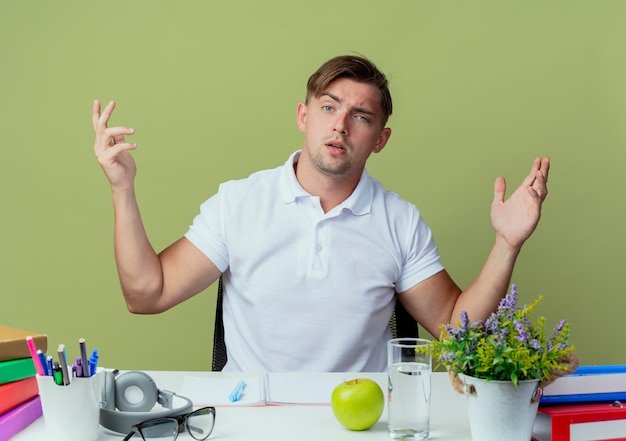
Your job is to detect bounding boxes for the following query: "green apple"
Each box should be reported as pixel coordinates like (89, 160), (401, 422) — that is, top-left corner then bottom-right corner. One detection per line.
(331, 378), (384, 431)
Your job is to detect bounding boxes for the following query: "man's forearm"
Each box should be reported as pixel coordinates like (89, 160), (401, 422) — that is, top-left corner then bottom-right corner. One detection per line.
(451, 236), (521, 324)
(111, 188), (164, 313)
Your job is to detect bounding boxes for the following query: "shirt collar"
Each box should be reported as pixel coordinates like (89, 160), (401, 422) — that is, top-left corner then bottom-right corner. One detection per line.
(279, 150), (374, 216)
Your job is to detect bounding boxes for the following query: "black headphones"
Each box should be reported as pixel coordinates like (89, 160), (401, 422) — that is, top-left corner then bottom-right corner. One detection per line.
(100, 370), (193, 434)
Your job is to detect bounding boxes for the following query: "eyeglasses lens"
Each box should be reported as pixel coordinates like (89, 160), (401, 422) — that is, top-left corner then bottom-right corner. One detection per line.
(134, 408), (215, 440)
(186, 407), (215, 440)
(138, 418), (178, 439)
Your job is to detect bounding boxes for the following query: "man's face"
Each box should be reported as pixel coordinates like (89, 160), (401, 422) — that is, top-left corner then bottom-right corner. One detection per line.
(296, 78), (391, 180)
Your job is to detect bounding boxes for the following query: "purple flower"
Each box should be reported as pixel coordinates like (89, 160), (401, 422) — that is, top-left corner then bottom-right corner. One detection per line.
(553, 319), (567, 337)
(514, 320), (530, 343)
(485, 316), (497, 333)
(472, 321), (485, 333)
(491, 323), (509, 346)
(497, 286), (518, 320)
(460, 311), (470, 330)
(439, 353), (455, 363)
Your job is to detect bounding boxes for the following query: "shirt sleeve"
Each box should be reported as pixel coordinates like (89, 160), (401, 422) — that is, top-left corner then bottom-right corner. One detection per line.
(394, 210), (444, 293)
(184, 184), (230, 273)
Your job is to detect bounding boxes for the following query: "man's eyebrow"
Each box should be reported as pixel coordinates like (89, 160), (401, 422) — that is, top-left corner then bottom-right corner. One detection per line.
(321, 92), (376, 116)
(322, 91), (341, 102)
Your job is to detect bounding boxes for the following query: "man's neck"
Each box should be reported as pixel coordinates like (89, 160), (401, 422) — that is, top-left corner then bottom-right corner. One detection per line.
(294, 155), (361, 213)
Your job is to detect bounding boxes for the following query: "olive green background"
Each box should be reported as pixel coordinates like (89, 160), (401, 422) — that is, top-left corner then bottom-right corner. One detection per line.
(1, 1), (624, 371)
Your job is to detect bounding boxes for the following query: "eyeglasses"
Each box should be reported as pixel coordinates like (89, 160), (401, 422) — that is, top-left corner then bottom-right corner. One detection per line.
(122, 407), (216, 441)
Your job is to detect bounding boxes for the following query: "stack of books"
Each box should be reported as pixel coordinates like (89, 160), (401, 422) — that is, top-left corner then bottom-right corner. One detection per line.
(533, 365), (626, 441)
(0, 326), (47, 441)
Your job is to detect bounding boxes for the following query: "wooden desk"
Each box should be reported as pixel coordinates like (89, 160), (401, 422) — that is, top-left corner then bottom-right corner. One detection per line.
(13, 371), (471, 440)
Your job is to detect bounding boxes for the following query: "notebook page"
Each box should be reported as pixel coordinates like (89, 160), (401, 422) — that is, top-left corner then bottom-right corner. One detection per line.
(266, 372), (355, 405)
(179, 374), (265, 406)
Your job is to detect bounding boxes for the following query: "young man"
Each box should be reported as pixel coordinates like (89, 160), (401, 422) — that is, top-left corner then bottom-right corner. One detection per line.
(93, 55), (550, 372)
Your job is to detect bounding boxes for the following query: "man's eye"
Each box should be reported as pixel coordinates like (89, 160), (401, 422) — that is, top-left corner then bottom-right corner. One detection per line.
(322, 105), (333, 112)
(356, 115), (369, 123)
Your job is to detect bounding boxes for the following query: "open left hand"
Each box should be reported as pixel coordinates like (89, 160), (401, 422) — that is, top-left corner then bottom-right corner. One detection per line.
(491, 157), (550, 249)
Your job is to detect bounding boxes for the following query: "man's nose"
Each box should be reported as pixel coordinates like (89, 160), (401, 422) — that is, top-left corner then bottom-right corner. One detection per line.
(333, 113), (349, 135)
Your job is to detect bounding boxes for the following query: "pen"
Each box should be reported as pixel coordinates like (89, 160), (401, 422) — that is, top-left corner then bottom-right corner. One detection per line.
(72, 356), (83, 378)
(46, 356), (53, 377)
(228, 380), (246, 402)
(37, 349), (48, 376)
(52, 362), (63, 386)
(58, 344), (70, 385)
(25, 336), (45, 376)
(88, 348), (99, 376)
(79, 338), (90, 377)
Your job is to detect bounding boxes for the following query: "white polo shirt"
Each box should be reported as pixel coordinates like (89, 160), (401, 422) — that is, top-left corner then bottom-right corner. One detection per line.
(185, 151), (444, 372)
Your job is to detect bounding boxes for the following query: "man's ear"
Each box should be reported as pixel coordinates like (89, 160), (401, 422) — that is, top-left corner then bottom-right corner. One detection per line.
(373, 127), (392, 153)
(296, 102), (307, 133)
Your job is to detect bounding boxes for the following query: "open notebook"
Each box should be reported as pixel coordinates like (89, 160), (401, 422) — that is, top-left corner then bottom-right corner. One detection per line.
(178, 372), (382, 407)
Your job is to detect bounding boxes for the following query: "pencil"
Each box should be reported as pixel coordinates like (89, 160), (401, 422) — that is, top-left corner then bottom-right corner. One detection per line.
(57, 344), (70, 385)
(25, 336), (45, 376)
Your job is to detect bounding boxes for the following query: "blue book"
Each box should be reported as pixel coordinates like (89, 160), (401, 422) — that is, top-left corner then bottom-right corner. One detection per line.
(540, 365), (626, 405)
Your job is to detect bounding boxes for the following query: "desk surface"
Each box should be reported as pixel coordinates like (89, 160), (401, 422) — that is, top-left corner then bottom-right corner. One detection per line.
(14, 371), (472, 441)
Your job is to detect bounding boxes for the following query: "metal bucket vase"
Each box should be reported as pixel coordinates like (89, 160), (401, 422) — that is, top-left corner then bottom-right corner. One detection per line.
(461, 375), (541, 441)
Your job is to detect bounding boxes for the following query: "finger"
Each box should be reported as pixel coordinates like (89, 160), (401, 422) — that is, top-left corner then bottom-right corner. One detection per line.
(539, 157), (550, 183)
(93, 100), (116, 135)
(533, 162), (549, 200)
(99, 100), (116, 129)
(526, 183), (547, 201)
(107, 141), (138, 155)
(100, 127), (136, 153)
(532, 156), (551, 180)
(91, 100), (101, 132)
(94, 126), (134, 157)
(493, 176), (506, 204)
(107, 127), (135, 140)
(528, 157), (542, 181)
(96, 141), (138, 164)
(520, 157), (544, 189)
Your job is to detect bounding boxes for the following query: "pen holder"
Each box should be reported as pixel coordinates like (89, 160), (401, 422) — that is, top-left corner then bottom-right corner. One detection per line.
(36, 369), (104, 441)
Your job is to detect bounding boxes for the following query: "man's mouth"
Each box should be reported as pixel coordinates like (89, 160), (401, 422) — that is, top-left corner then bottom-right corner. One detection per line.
(326, 140), (346, 152)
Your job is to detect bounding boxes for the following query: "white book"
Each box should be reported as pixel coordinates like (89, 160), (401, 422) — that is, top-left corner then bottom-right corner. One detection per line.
(544, 373), (626, 397)
(541, 365), (626, 405)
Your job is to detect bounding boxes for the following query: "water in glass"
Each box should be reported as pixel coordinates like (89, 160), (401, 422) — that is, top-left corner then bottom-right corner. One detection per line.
(388, 361), (431, 440)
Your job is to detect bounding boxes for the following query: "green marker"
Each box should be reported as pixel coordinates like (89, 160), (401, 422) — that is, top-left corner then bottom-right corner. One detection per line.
(52, 362), (64, 386)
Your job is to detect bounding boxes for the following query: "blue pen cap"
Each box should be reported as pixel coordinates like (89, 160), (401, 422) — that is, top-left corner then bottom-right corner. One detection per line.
(88, 349), (99, 377)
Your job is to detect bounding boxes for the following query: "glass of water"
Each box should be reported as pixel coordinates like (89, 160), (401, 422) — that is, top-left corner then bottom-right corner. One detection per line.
(387, 338), (432, 440)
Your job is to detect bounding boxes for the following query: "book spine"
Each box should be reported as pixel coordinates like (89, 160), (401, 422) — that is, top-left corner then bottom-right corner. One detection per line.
(0, 376), (39, 415)
(0, 396), (42, 441)
(0, 329), (48, 363)
(0, 358), (37, 385)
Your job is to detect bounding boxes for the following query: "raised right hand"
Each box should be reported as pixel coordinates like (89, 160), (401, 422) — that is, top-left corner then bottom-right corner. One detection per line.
(92, 100), (137, 191)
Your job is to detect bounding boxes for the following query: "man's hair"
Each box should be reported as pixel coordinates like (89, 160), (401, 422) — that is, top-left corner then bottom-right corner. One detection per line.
(306, 55), (393, 126)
